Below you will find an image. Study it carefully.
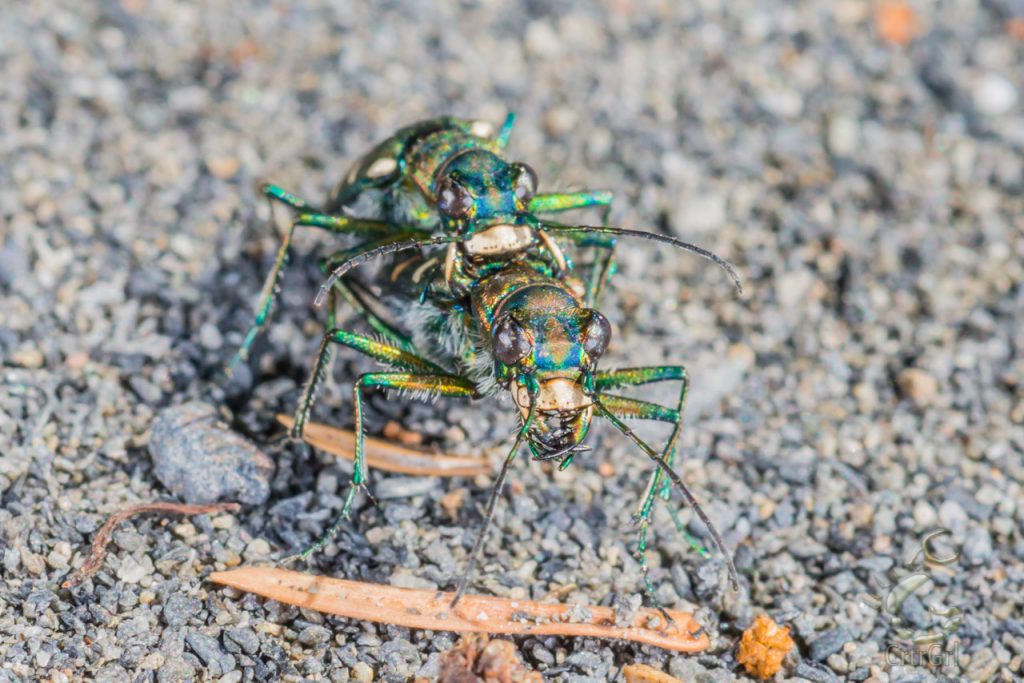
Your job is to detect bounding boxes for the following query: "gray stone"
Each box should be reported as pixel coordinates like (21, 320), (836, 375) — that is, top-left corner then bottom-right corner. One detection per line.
(161, 594), (201, 628)
(297, 625), (331, 647)
(372, 476), (440, 500)
(223, 627), (260, 655)
(184, 631), (236, 677)
(156, 657), (196, 683)
(795, 662), (840, 683)
(963, 528), (993, 566)
(94, 665), (130, 683)
(149, 402), (274, 505)
(809, 628), (853, 661)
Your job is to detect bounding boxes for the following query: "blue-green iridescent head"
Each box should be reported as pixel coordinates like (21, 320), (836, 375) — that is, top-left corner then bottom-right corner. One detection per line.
(489, 286), (612, 461)
(433, 149), (537, 235)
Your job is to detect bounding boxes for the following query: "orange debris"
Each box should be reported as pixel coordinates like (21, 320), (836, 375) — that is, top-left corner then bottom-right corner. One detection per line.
(622, 663), (686, 683)
(434, 634), (542, 683)
(1007, 17), (1024, 41)
(875, 1), (918, 46)
(736, 615), (795, 680)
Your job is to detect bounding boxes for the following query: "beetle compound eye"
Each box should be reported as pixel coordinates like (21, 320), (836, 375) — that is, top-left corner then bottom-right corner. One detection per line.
(492, 316), (533, 366)
(513, 163), (538, 206)
(436, 176), (473, 218)
(582, 309), (611, 360)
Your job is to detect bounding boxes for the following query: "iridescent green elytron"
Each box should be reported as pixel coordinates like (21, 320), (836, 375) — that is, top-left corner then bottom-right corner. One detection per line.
(230, 115), (743, 607)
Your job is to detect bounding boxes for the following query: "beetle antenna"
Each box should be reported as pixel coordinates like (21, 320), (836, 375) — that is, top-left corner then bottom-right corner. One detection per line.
(450, 398), (536, 608)
(541, 221), (743, 295)
(316, 235), (457, 306)
(594, 400), (741, 591)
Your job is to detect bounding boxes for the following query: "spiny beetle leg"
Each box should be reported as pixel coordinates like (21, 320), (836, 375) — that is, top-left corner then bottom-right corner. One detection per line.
(288, 368), (475, 563)
(590, 365), (696, 603)
(228, 196), (406, 375)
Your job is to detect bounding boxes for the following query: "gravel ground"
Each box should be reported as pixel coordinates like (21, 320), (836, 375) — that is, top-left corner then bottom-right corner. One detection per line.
(2, 1), (1023, 682)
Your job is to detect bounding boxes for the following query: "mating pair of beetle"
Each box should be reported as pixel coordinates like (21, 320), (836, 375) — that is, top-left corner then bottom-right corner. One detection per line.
(229, 114), (742, 606)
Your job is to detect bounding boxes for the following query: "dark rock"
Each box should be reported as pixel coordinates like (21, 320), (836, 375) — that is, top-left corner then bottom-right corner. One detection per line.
(899, 595), (930, 630)
(149, 402), (274, 505)
(297, 625), (331, 647)
(795, 662), (840, 682)
(379, 639), (422, 680)
(962, 528), (993, 565)
(185, 631), (236, 676)
(809, 628), (853, 661)
(223, 627), (260, 655)
(162, 593), (202, 628)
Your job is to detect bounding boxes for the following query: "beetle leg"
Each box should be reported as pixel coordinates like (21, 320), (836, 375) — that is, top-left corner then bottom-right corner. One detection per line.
(320, 235), (422, 349)
(591, 365), (705, 604)
(596, 366), (688, 502)
(287, 370), (476, 563)
(529, 190), (614, 215)
(529, 190), (616, 306)
(290, 328), (450, 441)
(595, 386), (740, 592)
(227, 187), (405, 374)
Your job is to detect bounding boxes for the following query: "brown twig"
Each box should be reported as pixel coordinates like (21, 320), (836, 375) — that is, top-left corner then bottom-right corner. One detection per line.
(277, 415), (491, 477)
(63, 501), (240, 588)
(209, 567), (709, 653)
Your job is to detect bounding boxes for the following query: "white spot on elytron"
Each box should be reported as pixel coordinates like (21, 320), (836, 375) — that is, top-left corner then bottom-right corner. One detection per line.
(470, 120), (496, 138)
(365, 157), (397, 179)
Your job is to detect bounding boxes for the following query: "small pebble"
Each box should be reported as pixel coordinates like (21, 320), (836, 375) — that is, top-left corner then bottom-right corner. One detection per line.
(243, 538), (272, 560)
(973, 74), (1018, 115)
(810, 628), (853, 661)
(298, 625), (331, 647)
(185, 632), (235, 676)
(211, 514), (236, 530)
(912, 500), (937, 527)
(156, 658), (195, 683)
(351, 661), (374, 683)
(965, 648), (1000, 682)
(962, 528), (993, 565)
(896, 368), (938, 407)
(116, 556), (150, 583)
(224, 627), (260, 655)
(10, 347), (45, 369)
(46, 542), (71, 569)
(206, 155), (240, 179)
(162, 594), (202, 628)
(20, 549), (45, 575)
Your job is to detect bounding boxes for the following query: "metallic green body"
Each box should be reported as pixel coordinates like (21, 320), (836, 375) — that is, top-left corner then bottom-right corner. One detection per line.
(230, 115), (742, 607)
(326, 116), (510, 230)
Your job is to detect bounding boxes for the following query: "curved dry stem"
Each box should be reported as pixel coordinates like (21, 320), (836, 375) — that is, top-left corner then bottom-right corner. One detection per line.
(209, 567), (709, 653)
(277, 415), (490, 477)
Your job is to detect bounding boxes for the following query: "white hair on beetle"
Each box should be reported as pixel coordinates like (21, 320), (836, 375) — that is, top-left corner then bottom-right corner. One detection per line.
(391, 297), (504, 397)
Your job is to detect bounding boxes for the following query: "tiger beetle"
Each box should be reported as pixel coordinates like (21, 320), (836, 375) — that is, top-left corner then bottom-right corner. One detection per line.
(230, 115), (743, 608)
